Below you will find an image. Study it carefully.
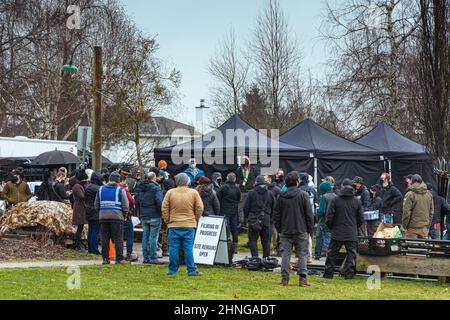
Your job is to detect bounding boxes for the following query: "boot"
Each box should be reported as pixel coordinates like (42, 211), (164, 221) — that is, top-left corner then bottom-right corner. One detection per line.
(299, 275), (310, 287)
(233, 243), (238, 255)
(280, 277), (289, 286)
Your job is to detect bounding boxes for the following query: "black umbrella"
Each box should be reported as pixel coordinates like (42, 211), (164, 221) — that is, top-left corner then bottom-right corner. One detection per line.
(32, 150), (81, 166)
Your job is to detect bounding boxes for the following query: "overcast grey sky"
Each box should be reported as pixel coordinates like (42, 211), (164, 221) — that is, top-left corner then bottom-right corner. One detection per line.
(120, 0), (330, 128)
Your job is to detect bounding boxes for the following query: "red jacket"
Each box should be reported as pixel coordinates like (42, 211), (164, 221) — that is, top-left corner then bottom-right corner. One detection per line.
(119, 183), (135, 207)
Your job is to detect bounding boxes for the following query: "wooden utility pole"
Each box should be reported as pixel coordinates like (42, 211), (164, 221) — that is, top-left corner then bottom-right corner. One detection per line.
(92, 46), (103, 171)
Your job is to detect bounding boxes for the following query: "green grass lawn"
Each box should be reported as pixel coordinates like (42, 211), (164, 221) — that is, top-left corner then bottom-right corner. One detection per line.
(0, 264), (448, 300)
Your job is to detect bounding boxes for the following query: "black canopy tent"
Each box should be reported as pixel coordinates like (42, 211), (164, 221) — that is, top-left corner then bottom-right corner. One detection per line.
(154, 115), (310, 177)
(280, 118), (385, 188)
(355, 122), (434, 194)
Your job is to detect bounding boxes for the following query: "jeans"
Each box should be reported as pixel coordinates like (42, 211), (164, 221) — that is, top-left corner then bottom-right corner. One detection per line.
(226, 214), (239, 247)
(142, 218), (162, 262)
(248, 225), (271, 258)
(87, 221), (100, 254)
(280, 233), (309, 279)
(429, 226), (441, 240)
(75, 225), (84, 249)
(314, 224), (331, 258)
(168, 228), (197, 275)
(324, 240), (357, 278)
(123, 218), (134, 255)
(101, 222), (124, 262)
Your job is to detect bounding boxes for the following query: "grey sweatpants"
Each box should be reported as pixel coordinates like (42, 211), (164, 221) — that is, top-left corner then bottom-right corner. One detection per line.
(280, 233), (309, 280)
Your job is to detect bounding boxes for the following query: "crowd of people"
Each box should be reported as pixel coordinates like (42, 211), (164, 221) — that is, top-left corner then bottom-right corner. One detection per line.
(0, 156), (449, 286)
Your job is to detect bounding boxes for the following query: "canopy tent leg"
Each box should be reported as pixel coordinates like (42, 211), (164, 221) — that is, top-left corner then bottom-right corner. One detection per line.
(388, 159), (392, 176)
(314, 158), (318, 190)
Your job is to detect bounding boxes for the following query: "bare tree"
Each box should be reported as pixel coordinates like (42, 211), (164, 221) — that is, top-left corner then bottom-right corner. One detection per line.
(208, 27), (248, 126)
(104, 36), (180, 172)
(321, 0), (421, 134)
(250, 0), (302, 130)
(411, 0), (449, 158)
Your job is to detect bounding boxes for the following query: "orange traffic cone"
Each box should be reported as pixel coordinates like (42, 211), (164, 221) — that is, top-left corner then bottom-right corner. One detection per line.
(109, 240), (115, 260)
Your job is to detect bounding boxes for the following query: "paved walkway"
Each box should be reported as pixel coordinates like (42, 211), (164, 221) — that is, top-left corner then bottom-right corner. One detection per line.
(0, 242), (326, 269)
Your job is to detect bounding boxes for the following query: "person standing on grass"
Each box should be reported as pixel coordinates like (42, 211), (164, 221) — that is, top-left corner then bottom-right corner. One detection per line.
(274, 171), (314, 287)
(267, 175), (282, 256)
(323, 179), (364, 280)
(195, 176), (220, 217)
(367, 185), (383, 237)
(184, 158), (205, 188)
(380, 172), (403, 224)
(70, 169), (88, 253)
(402, 175), (434, 239)
(426, 183), (450, 240)
(314, 179), (336, 261)
(136, 172), (164, 264)
(217, 173), (241, 255)
(95, 171), (130, 265)
(85, 172), (103, 255)
(162, 173), (204, 276)
(244, 175), (275, 259)
(236, 156), (257, 228)
(119, 175), (138, 262)
(353, 176), (371, 237)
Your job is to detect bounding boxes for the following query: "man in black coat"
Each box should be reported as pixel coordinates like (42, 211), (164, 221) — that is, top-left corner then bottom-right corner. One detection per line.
(323, 179), (364, 280)
(426, 183), (450, 240)
(273, 171), (314, 287)
(85, 172), (103, 255)
(244, 175), (275, 258)
(380, 173), (403, 224)
(353, 176), (371, 237)
(217, 173), (241, 255)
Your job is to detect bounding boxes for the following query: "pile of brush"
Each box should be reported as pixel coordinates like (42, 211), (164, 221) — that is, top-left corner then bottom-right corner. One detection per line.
(0, 201), (82, 242)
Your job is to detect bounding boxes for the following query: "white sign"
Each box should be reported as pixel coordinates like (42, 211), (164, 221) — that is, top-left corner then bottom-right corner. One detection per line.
(193, 216), (229, 266)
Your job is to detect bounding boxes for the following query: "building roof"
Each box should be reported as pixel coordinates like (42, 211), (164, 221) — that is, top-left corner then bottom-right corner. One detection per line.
(141, 117), (195, 137)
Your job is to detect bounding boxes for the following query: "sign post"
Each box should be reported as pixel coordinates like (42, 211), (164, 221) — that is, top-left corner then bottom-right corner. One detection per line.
(193, 216), (230, 266)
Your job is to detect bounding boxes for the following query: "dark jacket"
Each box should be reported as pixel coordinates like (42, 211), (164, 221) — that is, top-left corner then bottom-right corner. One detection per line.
(85, 173), (103, 222)
(355, 185), (371, 210)
(50, 180), (68, 202)
(236, 166), (257, 192)
(70, 178), (87, 225)
(299, 173), (317, 206)
(136, 181), (164, 219)
(325, 185), (364, 242)
(217, 181), (241, 217)
(211, 172), (222, 191)
(368, 196), (382, 212)
(161, 177), (175, 195)
(268, 183), (282, 199)
(380, 183), (403, 215)
(197, 184), (220, 217)
(273, 187), (314, 235)
(244, 184), (275, 227)
(429, 190), (450, 226)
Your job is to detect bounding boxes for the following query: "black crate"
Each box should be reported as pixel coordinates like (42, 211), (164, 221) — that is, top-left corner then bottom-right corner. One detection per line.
(358, 237), (402, 256)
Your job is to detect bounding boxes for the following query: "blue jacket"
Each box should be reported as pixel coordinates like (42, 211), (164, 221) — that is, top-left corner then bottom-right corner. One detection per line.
(183, 168), (205, 187)
(136, 181), (164, 219)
